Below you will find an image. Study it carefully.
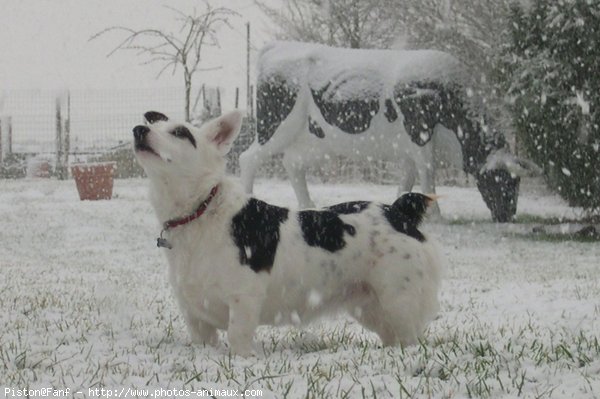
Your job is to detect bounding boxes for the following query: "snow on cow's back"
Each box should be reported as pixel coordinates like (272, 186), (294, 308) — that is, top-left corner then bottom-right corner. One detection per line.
(257, 41), (469, 92)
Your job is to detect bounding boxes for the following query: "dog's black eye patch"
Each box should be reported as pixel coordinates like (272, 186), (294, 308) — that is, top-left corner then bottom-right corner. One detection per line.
(170, 126), (197, 148)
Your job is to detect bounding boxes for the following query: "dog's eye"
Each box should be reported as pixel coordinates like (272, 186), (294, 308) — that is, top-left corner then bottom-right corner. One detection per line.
(170, 126), (197, 148)
(171, 126), (189, 138)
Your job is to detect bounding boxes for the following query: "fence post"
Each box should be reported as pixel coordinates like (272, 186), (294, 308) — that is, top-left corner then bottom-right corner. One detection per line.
(62, 93), (70, 177)
(215, 87), (222, 116)
(55, 96), (68, 179)
(7, 116), (12, 155)
(246, 22), (251, 117)
(55, 97), (61, 178)
(249, 85), (254, 119)
(0, 117), (3, 165)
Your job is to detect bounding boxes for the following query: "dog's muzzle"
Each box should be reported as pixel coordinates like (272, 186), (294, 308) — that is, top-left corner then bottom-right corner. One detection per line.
(133, 125), (150, 142)
(133, 125), (157, 155)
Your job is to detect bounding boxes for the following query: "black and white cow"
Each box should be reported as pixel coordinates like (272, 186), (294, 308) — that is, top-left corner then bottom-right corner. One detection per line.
(240, 41), (533, 222)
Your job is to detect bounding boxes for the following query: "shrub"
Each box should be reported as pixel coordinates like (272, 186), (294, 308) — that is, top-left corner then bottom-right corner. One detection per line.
(0, 153), (28, 179)
(91, 146), (145, 179)
(500, 0), (600, 212)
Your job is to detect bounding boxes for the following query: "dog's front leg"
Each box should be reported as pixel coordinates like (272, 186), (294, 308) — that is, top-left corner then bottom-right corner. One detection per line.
(188, 318), (219, 347)
(227, 295), (263, 357)
(180, 310), (219, 347)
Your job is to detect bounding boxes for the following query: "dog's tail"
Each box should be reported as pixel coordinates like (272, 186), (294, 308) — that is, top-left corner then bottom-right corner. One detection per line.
(391, 193), (438, 227)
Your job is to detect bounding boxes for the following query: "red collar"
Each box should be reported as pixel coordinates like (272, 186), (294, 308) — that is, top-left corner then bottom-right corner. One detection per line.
(163, 185), (219, 230)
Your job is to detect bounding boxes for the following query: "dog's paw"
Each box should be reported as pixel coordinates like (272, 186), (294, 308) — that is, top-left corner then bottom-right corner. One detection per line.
(191, 334), (219, 348)
(227, 339), (257, 358)
(229, 346), (257, 358)
(188, 324), (219, 347)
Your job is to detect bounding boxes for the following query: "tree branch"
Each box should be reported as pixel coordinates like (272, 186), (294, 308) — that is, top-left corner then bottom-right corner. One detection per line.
(90, 0), (238, 121)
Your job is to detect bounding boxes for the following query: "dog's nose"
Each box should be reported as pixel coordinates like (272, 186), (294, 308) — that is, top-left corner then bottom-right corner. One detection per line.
(133, 125), (150, 141)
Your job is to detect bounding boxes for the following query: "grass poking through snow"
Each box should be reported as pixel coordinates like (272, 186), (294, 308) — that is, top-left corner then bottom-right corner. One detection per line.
(0, 179), (599, 398)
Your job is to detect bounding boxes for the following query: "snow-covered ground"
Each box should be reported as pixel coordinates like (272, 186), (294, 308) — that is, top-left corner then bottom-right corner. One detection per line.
(1, 177), (598, 398)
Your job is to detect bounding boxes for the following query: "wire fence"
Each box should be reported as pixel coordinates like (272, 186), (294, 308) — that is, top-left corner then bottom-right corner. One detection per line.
(0, 86), (467, 186)
(1, 87), (187, 155)
(0, 86), (244, 177)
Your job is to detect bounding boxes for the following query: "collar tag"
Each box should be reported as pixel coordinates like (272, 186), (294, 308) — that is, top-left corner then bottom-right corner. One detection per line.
(157, 237), (173, 249)
(157, 229), (173, 249)
(155, 184), (219, 250)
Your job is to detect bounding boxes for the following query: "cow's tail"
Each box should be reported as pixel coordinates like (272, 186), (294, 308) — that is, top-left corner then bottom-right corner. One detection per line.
(391, 193), (438, 227)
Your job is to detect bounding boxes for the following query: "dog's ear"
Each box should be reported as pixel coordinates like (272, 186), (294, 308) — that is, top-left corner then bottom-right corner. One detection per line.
(144, 111), (169, 124)
(205, 110), (243, 155)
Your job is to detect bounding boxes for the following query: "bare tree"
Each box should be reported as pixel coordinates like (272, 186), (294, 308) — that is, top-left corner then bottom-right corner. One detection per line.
(259, 0), (512, 82)
(391, 0), (515, 131)
(261, 0), (512, 70)
(91, 3), (238, 121)
(393, 0), (513, 78)
(257, 0), (401, 49)
(257, 0), (516, 136)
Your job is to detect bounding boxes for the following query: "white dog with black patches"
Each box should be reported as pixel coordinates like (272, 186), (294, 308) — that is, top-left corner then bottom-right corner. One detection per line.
(133, 110), (442, 356)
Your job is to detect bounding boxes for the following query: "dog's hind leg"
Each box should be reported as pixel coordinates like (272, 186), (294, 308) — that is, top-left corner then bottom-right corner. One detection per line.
(350, 292), (397, 346)
(365, 257), (438, 347)
(362, 290), (420, 347)
(379, 301), (421, 347)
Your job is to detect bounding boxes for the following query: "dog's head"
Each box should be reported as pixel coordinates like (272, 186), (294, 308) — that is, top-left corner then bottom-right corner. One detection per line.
(132, 110), (243, 184)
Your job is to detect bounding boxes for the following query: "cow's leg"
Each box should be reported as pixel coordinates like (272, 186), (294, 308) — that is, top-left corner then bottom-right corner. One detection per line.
(397, 156), (417, 196)
(239, 142), (266, 194)
(416, 142), (441, 218)
(282, 149), (315, 209)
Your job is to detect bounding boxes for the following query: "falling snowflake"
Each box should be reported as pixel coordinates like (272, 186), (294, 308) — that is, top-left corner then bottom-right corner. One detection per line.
(307, 290), (322, 308)
(290, 311), (301, 325)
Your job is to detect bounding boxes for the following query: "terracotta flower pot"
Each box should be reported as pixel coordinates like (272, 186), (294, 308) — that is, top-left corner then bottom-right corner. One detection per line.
(71, 162), (117, 201)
